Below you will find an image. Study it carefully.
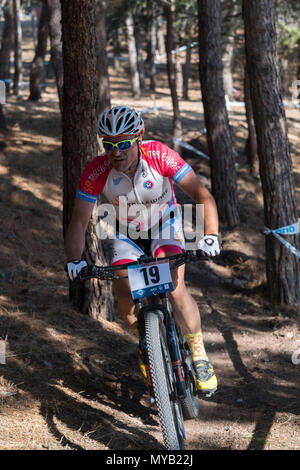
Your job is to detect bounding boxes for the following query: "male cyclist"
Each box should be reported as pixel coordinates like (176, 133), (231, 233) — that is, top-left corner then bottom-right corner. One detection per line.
(65, 105), (221, 395)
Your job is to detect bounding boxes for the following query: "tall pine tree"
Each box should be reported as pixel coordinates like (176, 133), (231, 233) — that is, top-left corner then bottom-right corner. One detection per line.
(243, 0), (300, 305)
(61, 0), (113, 319)
(197, 0), (239, 227)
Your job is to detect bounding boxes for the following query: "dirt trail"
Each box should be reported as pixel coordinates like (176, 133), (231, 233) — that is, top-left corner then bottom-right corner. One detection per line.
(0, 35), (300, 450)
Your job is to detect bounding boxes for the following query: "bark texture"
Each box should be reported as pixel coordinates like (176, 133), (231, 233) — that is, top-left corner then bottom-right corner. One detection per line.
(29, 0), (49, 101)
(244, 66), (259, 176)
(223, 35), (234, 101)
(0, 103), (6, 129)
(198, 0), (239, 227)
(61, 0), (113, 319)
(165, 0), (182, 146)
(13, 0), (23, 94)
(125, 10), (140, 98)
(47, 0), (63, 109)
(0, 0), (14, 89)
(95, 0), (110, 116)
(243, 0), (300, 305)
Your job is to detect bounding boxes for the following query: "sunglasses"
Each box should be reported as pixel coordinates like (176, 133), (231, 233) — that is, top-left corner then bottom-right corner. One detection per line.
(102, 136), (139, 152)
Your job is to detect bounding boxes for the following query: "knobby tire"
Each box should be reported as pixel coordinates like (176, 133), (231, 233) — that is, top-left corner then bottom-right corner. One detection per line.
(145, 310), (186, 450)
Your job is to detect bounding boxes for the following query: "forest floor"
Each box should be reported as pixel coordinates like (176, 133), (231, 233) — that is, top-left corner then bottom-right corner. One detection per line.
(0, 25), (300, 451)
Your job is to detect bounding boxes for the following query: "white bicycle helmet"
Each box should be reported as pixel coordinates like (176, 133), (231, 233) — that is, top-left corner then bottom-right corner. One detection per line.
(97, 105), (144, 137)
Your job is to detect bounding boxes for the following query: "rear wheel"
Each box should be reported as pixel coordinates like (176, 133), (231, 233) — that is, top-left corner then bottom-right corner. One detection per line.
(181, 384), (200, 419)
(145, 309), (186, 450)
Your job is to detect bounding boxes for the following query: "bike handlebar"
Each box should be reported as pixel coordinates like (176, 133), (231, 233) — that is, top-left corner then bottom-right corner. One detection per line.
(79, 250), (217, 281)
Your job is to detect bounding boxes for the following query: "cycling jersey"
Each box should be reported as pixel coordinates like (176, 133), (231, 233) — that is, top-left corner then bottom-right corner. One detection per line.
(77, 140), (192, 231)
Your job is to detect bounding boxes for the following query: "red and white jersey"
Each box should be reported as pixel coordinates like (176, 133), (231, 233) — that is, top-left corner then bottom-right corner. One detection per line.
(77, 140), (192, 229)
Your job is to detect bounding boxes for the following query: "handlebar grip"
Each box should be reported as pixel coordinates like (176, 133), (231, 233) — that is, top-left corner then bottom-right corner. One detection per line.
(79, 265), (95, 280)
(185, 249), (207, 258)
(79, 265), (114, 281)
(187, 249), (217, 260)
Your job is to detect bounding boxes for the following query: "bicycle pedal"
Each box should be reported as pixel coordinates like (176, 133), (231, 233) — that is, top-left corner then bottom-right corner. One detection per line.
(197, 388), (217, 398)
(204, 391), (215, 398)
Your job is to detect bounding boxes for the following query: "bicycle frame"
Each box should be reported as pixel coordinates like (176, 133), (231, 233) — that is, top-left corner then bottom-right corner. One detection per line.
(79, 250), (213, 449)
(79, 250), (211, 399)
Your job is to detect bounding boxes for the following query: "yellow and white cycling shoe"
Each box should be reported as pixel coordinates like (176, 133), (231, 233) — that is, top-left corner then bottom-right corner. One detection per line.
(193, 360), (218, 396)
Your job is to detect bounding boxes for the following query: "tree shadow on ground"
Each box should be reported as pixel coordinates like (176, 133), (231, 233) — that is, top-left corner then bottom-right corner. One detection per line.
(0, 307), (161, 450)
(185, 254), (299, 450)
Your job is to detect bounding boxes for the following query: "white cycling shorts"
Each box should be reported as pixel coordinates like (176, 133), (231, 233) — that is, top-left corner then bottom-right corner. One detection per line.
(111, 208), (185, 265)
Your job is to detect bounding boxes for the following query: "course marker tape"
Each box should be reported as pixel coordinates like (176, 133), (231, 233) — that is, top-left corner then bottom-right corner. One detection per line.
(172, 138), (210, 160)
(140, 107), (162, 114)
(264, 222), (300, 259)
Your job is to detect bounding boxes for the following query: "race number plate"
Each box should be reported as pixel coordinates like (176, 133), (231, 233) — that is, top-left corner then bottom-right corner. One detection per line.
(128, 261), (174, 299)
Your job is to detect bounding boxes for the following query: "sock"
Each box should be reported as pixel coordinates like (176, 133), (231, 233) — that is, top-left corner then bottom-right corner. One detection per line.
(132, 327), (139, 338)
(184, 331), (208, 362)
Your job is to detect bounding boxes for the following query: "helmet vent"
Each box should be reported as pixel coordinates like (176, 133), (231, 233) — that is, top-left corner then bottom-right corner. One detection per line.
(97, 106), (144, 137)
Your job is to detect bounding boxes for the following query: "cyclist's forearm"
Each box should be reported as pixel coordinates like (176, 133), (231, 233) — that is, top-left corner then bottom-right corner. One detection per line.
(65, 219), (87, 261)
(177, 172), (219, 235)
(185, 189), (219, 235)
(203, 194), (219, 235)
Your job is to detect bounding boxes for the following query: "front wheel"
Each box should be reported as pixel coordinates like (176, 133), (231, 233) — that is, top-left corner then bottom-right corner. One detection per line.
(145, 309), (186, 450)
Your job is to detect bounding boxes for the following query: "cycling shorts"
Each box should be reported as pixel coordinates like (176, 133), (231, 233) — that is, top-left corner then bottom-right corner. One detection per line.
(111, 208), (185, 265)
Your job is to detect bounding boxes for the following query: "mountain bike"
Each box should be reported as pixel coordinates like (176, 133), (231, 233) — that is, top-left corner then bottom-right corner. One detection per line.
(79, 250), (210, 450)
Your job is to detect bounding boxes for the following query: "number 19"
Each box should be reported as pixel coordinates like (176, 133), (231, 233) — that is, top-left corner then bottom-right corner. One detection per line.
(140, 266), (160, 285)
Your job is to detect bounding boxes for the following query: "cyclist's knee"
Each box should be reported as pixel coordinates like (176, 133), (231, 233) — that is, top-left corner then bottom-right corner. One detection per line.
(117, 301), (137, 330)
(114, 289), (134, 310)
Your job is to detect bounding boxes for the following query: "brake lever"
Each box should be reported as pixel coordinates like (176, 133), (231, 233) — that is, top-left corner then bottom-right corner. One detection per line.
(137, 254), (154, 264)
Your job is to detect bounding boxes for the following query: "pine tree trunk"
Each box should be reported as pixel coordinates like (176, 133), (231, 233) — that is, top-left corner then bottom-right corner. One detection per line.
(148, 13), (156, 91)
(244, 66), (259, 176)
(135, 34), (145, 91)
(135, 3), (145, 92)
(182, 45), (191, 100)
(61, 0), (114, 320)
(165, 0), (182, 146)
(0, 103), (6, 129)
(47, 0), (63, 109)
(243, 0), (300, 305)
(156, 14), (165, 58)
(125, 10), (141, 98)
(297, 38), (300, 80)
(13, 0), (23, 95)
(0, 0), (14, 92)
(223, 35), (234, 101)
(112, 28), (121, 72)
(95, 0), (111, 116)
(197, 0), (239, 227)
(31, 5), (39, 48)
(175, 45), (183, 99)
(29, 0), (49, 101)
